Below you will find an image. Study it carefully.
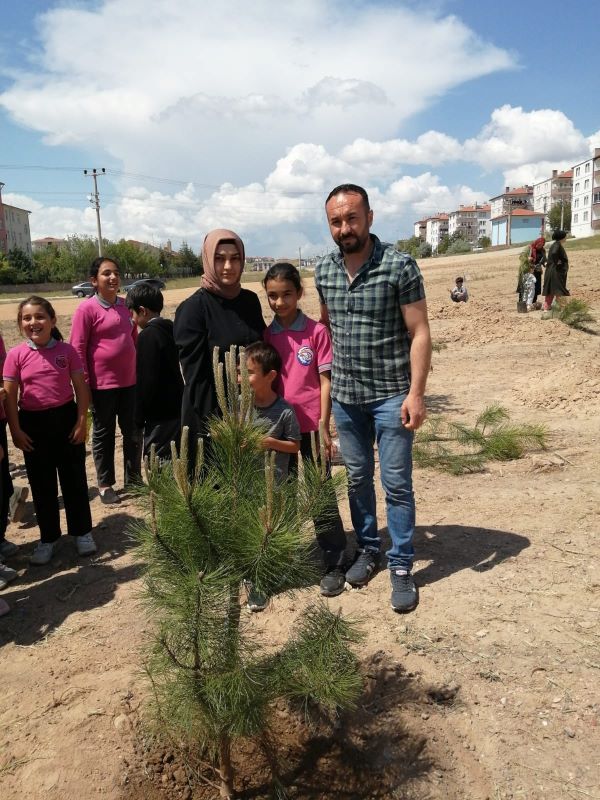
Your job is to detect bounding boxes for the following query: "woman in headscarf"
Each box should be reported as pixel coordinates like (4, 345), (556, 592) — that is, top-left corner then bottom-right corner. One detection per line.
(174, 229), (265, 460)
(528, 236), (546, 304)
(542, 230), (569, 311)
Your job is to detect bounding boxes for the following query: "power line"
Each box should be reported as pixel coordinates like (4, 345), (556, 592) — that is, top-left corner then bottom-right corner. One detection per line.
(0, 163), (329, 196)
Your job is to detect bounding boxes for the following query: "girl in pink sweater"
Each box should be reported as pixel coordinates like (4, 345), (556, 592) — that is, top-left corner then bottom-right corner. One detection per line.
(70, 257), (141, 504)
(4, 296), (95, 565)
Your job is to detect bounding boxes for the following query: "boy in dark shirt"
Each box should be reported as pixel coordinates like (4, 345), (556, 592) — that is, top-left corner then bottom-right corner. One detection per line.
(126, 284), (183, 461)
(243, 341), (301, 611)
(244, 341), (300, 481)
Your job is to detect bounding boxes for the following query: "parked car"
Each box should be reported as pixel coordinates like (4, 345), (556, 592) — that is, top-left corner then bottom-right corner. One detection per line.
(122, 277), (166, 293)
(71, 281), (95, 298)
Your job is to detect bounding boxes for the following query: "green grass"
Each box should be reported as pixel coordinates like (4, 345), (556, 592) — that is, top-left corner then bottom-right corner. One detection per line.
(564, 234), (600, 251)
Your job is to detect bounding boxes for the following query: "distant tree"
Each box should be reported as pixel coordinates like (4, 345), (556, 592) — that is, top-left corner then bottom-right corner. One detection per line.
(547, 202), (571, 232)
(7, 248), (35, 283)
(437, 234), (450, 255)
(478, 236), (492, 248)
(447, 238), (472, 255)
(417, 242), (432, 258)
(177, 241), (203, 276)
(396, 236), (422, 258)
(106, 239), (161, 279)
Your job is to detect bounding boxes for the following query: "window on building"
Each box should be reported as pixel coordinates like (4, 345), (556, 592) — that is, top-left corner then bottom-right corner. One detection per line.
(574, 198), (579, 208)
(593, 192), (600, 204)
(584, 196), (588, 205)
(584, 179), (590, 189)
(585, 162), (590, 173)
(574, 213), (579, 223)
(575, 183), (580, 191)
(575, 166), (580, 176)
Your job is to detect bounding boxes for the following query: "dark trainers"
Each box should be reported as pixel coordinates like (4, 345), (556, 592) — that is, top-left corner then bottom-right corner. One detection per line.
(345, 551), (377, 587)
(390, 570), (418, 613)
(320, 567), (346, 597)
(99, 487), (121, 505)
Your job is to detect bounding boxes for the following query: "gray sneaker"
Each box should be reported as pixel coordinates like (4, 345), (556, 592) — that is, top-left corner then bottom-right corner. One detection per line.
(0, 562), (18, 590)
(390, 570), (418, 613)
(99, 487), (121, 505)
(345, 551), (378, 587)
(29, 541), (55, 566)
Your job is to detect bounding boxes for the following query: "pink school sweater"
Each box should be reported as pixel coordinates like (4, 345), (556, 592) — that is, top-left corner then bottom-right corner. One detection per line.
(69, 295), (137, 390)
(3, 340), (83, 411)
(264, 312), (332, 434)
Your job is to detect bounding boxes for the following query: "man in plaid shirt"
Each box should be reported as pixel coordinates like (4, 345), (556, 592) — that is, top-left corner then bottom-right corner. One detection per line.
(315, 184), (431, 612)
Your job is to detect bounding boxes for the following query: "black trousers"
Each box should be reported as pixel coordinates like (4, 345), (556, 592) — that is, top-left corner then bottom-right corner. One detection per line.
(290, 432), (347, 568)
(91, 386), (142, 487)
(19, 402), (92, 543)
(143, 417), (181, 461)
(0, 421), (14, 540)
(533, 269), (542, 303)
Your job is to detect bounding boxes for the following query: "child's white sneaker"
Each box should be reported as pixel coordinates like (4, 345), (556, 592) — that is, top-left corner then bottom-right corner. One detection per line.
(30, 541), (54, 565)
(76, 532), (97, 556)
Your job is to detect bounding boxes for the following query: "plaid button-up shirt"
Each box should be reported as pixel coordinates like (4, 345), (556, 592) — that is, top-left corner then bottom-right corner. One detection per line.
(315, 235), (425, 404)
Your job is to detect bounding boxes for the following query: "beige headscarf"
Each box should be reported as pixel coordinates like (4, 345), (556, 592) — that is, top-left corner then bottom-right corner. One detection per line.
(201, 229), (245, 300)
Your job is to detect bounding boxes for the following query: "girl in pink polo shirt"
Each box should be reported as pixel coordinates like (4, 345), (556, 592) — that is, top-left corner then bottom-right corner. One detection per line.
(263, 262), (347, 598)
(3, 296), (95, 566)
(70, 256), (141, 505)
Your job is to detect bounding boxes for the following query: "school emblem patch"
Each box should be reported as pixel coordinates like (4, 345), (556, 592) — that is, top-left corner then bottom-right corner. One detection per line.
(55, 354), (68, 369)
(296, 346), (314, 366)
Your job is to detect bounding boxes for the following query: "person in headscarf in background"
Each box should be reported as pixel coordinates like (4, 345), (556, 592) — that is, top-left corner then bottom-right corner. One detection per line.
(528, 236), (546, 305)
(542, 230), (569, 311)
(174, 229), (265, 466)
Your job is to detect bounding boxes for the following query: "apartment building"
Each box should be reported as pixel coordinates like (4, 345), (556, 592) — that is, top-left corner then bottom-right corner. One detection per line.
(571, 148), (600, 239)
(533, 169), (573, 221)
(425, 214), (449, 253)
(32, 236), (66, 252)
(448, 203), (491, 245)
(0, 182), (32, 257)
(413, 219), (427, 240)
(490, 186), (533, 219)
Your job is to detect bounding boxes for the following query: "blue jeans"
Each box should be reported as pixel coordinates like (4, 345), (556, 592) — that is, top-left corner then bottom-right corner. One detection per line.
(332, 394), (415, 571)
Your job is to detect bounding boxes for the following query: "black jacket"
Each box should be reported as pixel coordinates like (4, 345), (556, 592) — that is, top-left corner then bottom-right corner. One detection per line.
(135, 317), (184, 428)
(173, 288), (265, 435)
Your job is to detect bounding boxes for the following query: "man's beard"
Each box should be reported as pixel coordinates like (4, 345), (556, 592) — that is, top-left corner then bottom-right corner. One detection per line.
(337, 233), (367, 254)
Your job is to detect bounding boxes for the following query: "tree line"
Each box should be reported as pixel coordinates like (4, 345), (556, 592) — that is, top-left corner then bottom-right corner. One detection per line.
(0, 236), (203, 285)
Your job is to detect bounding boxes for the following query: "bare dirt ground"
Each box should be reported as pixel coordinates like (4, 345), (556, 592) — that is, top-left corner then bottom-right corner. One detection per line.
(1, 247), (599, 799)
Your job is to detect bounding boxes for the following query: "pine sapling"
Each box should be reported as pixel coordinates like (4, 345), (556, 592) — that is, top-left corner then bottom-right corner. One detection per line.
(414, 404), (548, 474)
(134, 345), (361, 798)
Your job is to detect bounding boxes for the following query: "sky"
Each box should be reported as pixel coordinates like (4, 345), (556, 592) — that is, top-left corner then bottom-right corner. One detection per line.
(0, 0), (599, 257)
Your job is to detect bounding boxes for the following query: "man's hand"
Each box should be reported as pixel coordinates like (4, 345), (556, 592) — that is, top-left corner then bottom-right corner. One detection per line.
(401, 393), (427, 431)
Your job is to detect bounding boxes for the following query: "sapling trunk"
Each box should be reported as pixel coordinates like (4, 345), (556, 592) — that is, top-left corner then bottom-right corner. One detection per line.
(219, 735), (234, 798)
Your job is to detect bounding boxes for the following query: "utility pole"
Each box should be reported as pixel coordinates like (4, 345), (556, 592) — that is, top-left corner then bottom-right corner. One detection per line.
(298, 246), (302, 269)
(84, 167), (106, 256)
(560, 198), (565, 230)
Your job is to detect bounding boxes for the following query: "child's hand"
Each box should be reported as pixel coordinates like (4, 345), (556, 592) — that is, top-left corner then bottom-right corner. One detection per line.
(13, 429), (34, 452)
(69, 420), (87, 445)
